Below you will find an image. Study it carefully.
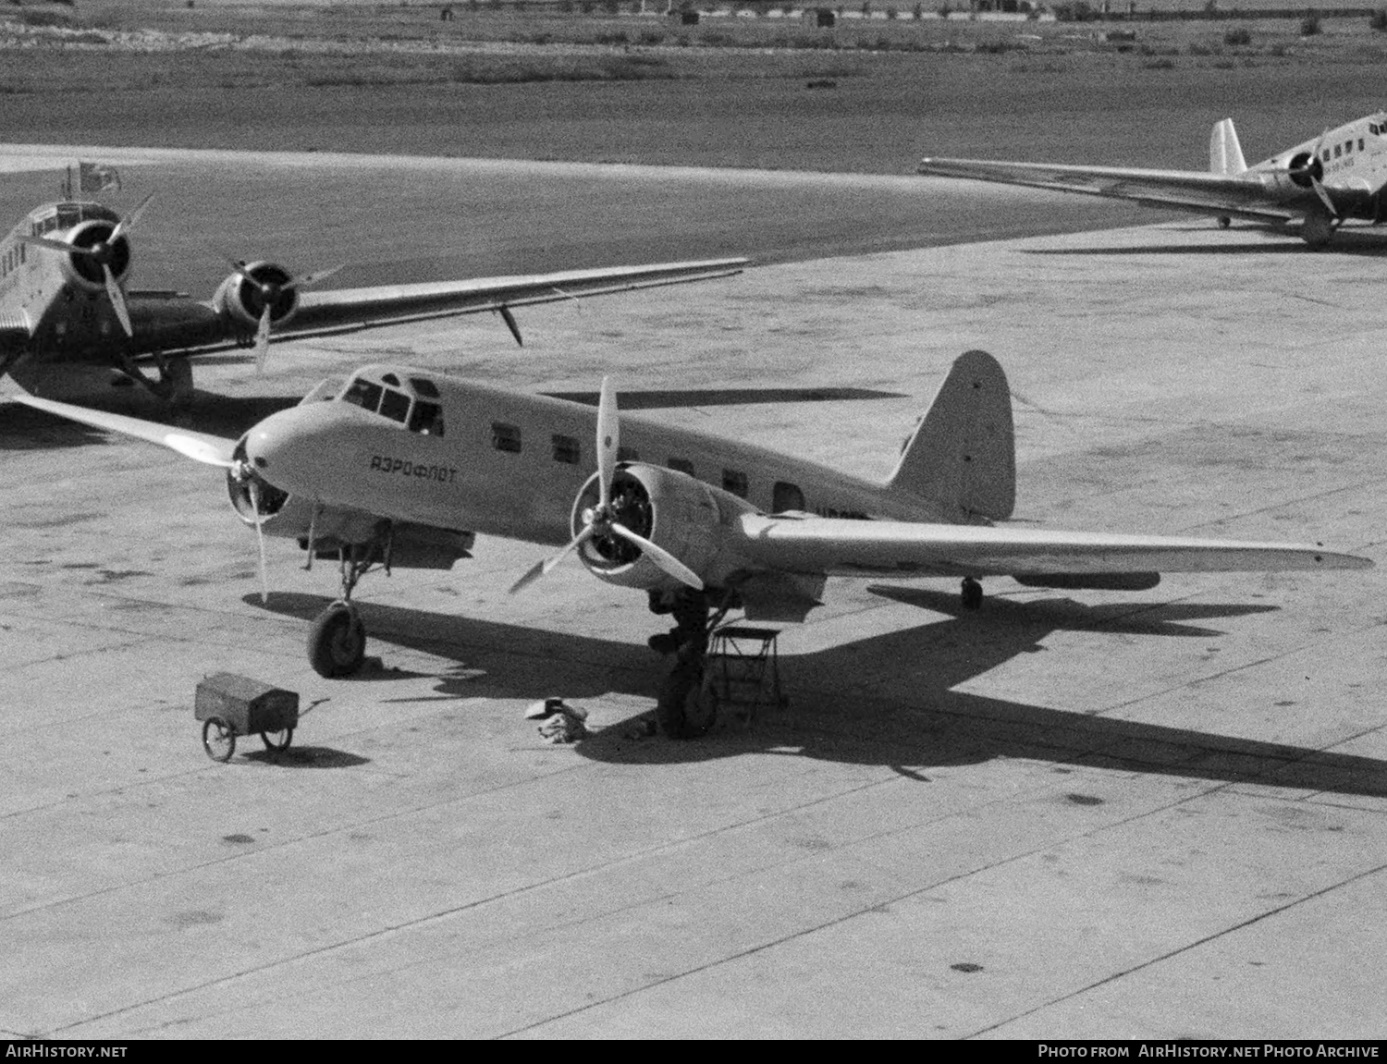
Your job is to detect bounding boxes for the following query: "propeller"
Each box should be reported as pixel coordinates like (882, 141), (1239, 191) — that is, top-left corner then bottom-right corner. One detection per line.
(21, 194), (153, 339)
(510, 376), (704, 595)
(222, 258), (342, 371)
(246, 477), (271, 605)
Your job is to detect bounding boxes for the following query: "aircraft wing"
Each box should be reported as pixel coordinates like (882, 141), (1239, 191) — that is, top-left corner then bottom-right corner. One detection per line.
(917, 158), (1296, 223)
(8, 394), (236, 467)
(280, 257), (749, 337)
(734, 514), (1370, 578)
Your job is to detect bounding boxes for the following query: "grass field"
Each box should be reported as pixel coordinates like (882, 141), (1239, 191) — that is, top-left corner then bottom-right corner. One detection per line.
(4, 0), (1387, 172)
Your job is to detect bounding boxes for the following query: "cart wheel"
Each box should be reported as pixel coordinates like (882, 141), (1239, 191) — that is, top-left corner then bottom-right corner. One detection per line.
(261, 728), (294, 752)
(202, 717), (236, 762)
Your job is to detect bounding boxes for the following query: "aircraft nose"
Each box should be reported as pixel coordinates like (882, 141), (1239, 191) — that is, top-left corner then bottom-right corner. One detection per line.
(239, 404), (338, 499)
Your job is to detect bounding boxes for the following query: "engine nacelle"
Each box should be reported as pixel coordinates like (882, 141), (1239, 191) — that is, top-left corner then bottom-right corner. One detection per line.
(212, 261), (301, 331)
(571, 463), (756, 592)
(59, 220), (132, 292)
(1263, 150), (1323, 194)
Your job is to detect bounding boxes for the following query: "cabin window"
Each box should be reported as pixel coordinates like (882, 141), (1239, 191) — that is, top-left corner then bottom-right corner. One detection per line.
(552, 433), (581, 464)
(722, 469), (749, 498)
(1334, 145), (1342, 159)
(410, 377), (440, 399)
(773, 481), (805, 513)
(492, 422), (522, 453)
(617, 446), (639, 462)
(1345, 141), (1354, 154)
(1360, 138), (1366, 151)
(342, 379), (384, 412)
(668, 457), (695, 477)
(1322, 149), (1331, 162)
(409, 401), (444, 436)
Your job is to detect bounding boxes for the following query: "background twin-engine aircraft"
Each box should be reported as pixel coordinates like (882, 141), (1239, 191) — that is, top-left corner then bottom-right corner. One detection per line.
(14, 350), (1369, 738)
(919, 113), (1387, 248)
(0, 194), (745, 403)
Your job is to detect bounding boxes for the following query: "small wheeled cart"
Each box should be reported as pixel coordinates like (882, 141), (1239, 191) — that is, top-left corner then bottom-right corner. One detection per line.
(195, 673), (300, 762)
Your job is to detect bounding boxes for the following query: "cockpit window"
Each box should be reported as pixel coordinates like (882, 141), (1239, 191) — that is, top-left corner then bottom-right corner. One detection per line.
(342, 378), (384, 411)
(409, 401), (444, 436)
(410, 377), (440, 399)
(379, 389), (411, 424)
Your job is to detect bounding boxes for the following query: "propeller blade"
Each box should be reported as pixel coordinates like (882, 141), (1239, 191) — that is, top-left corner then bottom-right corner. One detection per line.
(596, 375), (618, 513)
(247, 478), (270, 605)
(610, 522), (704, 590)
(509, 527), (595, 594)
(253, 304), (273, 373)
(109, 193), (154, 243)
(102, 264), (133, 338)
(1310, 176), (1339, 220)
(285, 264), (342, 290)
(19, 233), (78, 254)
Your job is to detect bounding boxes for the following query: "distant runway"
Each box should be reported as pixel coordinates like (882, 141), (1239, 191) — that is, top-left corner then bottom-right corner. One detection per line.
(0, 142), (1153, 299)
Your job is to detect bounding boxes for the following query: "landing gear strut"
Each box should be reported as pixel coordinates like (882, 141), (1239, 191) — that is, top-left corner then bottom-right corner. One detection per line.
(117, 353), (194, 408)
(306, 539), (386, 678)
(651, 588), (735, 739)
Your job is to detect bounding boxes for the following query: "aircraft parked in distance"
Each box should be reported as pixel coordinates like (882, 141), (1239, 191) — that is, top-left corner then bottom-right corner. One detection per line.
(0, 195), (746, 404)
(13, 350), (1370, 737)
(919, 115), (1387, 248)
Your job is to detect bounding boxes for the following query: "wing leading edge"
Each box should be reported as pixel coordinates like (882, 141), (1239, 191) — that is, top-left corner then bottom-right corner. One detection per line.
(281, 257), (750, 335)
(916, 158), (1296, 223)
(734, 514), (1370, 578)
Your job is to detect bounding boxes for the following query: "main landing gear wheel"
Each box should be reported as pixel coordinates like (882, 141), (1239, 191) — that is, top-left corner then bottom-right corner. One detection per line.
(308, 602), (366, 678)
(656, 659), (718, 739)
(961, 577), (983, 611)
(260, 728), (294, 752)
(202, 717), (235, 762)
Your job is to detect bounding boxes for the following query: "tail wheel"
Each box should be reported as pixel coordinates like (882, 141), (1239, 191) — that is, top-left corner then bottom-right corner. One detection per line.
(308, 602), (366, 678)
(656, 659), (718, 739)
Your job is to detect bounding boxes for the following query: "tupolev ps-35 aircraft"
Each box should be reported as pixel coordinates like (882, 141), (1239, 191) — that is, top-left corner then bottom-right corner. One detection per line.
(919, 114), (1387, 248)
(0, 195), (746, 403)
(14, 350), (1370, 737)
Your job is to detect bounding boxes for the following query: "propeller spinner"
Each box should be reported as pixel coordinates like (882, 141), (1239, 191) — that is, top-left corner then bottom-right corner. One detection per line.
(510, 377), (704, 595)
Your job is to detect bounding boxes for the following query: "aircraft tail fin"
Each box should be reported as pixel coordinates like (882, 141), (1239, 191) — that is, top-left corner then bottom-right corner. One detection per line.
(886, 349), (1015, 521)
(1210, 118), (1247, 175)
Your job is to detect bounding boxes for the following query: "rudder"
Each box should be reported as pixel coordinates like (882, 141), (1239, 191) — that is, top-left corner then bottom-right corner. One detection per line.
(1209, 118), (1247, 175)
(887, 349), (1015, 521)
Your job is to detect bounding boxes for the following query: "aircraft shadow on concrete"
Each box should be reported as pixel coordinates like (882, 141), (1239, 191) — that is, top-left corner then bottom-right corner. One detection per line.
(250, 589), (1387, 799)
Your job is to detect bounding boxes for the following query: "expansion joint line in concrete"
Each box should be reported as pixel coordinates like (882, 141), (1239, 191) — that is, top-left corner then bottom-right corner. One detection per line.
(968, 858), (1387, 1038)
(48, 769), (907, 1036)
(496, 769), (1261, 1039)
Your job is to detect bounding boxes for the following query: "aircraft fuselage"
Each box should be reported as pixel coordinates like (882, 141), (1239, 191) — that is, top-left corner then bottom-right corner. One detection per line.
(243, 364), (958, 557)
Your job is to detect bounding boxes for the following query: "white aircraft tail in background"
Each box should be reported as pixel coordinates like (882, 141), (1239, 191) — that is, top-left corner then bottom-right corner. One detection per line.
(921, 112), (1387, 248)
(1209, 117), (1248, 177)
